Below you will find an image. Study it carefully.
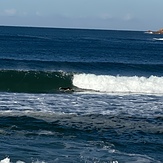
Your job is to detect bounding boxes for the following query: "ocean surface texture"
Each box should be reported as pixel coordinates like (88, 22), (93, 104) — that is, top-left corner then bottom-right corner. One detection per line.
(0, 26), (163, 163)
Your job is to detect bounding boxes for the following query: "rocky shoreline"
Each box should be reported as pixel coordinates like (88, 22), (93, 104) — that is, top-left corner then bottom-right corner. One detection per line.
(147, 28), (163, 34)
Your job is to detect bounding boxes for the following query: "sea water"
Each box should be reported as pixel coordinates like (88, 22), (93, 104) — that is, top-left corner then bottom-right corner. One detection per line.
(0, 26), (162, 163)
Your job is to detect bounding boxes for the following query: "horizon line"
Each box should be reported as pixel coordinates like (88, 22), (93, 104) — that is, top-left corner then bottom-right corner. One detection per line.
(0, 24), (146, 32)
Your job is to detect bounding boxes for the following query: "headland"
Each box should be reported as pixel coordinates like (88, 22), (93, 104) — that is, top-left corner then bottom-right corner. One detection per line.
(146, 28), (163, 34)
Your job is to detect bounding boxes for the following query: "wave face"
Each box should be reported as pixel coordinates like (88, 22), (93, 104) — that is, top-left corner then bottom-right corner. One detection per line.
(73, 74), (163, 94)
(0, 70), (73, 93)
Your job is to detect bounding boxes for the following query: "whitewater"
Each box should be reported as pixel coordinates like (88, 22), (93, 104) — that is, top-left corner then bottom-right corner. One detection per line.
(73, 74), (163, 94)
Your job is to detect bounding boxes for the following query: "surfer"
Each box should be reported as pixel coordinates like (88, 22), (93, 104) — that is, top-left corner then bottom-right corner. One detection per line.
(59, 87), (74, 92)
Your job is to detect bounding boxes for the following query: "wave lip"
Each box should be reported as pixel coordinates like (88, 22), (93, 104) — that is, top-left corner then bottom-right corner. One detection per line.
(73, 74), (163, 94)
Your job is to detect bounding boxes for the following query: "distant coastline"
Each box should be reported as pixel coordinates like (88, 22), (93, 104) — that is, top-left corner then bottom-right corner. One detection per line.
(146, 28), (163, 34)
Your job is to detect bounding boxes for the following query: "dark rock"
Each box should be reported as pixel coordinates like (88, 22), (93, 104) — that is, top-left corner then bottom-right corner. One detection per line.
(147, 28), (163, 34)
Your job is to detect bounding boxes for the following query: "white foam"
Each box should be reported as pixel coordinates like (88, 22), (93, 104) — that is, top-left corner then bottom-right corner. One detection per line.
(73, 74), (163, 94)
(153, 38), (163, 41)
(0, 157), (46, 163)
(0, 158), (10, 163)
(145, 31), (153, 34)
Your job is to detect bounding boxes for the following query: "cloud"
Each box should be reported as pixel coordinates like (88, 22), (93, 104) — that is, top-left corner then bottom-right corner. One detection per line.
(36, 11), (41, 16)
(22, 11), (28, 16)
(99, 13), (113, 20)
(123, 14), (133, 21)
(4, 9), (17, 16)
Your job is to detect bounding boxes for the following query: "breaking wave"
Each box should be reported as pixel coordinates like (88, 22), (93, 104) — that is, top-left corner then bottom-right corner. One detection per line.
(73, 74), (163, 94)
(1, 69), (163, 95)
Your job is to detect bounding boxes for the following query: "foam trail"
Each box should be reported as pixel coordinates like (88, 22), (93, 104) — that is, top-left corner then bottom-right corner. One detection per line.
(73, 74), (163, 94)
(153, 38), (163, 41)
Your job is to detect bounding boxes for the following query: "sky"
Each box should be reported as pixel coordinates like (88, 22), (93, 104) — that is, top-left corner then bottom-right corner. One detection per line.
(0, 0), (163, 31)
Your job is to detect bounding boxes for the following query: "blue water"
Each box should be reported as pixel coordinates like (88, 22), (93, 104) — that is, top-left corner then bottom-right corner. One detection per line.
(0, 26), (163, 163)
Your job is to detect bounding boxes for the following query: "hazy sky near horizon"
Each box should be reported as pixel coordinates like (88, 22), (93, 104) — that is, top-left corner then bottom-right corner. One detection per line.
(0, 0), (163, 30)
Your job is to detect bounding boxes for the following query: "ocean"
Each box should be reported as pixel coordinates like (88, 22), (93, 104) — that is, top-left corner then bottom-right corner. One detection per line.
(0, 26), (162, 163)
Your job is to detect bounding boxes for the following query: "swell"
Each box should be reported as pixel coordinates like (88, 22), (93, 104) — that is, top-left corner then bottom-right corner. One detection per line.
(0, 70), (73, 93)
(0, 58), (163, 76)
(0, 33), (50, 41)
(0, 114), (162, 162)
(0, 114), (162, 136)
